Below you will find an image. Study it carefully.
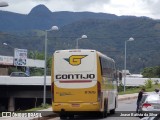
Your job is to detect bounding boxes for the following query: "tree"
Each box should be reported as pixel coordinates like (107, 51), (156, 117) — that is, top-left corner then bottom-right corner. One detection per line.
(142, 66), (160, 78)
(28, 51), (50, 76)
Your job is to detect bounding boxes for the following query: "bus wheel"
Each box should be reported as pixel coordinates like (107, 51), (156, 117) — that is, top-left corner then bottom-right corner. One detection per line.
(110, 109), (115, 114)
(68, 114), (74, 119)
(110, 99), (116, 114)
(60, 114), (67, 120)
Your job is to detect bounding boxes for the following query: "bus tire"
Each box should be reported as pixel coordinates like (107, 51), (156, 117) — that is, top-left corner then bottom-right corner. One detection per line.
(68, 114), (74, 119)
(110, 99), (116, 114)
(110, 109), (115, 114)
(60, 114), (67, 120)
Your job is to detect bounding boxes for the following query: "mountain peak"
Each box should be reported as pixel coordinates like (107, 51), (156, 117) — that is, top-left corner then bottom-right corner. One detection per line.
(28, 4), (52, 16)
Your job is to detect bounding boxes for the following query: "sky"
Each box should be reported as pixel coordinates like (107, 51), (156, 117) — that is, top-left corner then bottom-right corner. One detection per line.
(0, 0), (160, 19)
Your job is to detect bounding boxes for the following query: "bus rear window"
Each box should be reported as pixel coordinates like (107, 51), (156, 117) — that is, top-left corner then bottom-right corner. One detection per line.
(54, 52), (96, 73)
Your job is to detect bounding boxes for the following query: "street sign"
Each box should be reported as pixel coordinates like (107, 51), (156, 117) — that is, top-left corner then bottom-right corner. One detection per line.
(14, 48), (27, 66)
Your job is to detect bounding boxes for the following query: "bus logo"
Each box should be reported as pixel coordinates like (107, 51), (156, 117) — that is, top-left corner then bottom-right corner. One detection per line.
(64, 55), (87, 66)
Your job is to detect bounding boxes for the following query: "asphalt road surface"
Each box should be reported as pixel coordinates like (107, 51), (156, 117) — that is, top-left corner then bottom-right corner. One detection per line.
(49, 99), (141, 120)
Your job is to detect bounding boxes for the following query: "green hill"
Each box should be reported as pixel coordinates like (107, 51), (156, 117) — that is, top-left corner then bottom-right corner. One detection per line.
(0, 5), (160, 73)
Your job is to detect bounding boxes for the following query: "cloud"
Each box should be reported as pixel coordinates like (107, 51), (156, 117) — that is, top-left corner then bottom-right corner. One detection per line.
(46, 0), (111, 12)
(32, 0), (51, 1)
(2, 0), (111, 14)
(138, 0), (160, 18)
(1, 0), (160, 19)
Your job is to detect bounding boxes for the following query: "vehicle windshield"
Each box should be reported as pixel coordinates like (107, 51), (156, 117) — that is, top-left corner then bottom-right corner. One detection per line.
(54, 50), (96, 73)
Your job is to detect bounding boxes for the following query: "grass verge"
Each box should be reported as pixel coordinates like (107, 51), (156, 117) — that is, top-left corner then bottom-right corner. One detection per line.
(25, 104), (51, 111)
(119, 84), (160, 95)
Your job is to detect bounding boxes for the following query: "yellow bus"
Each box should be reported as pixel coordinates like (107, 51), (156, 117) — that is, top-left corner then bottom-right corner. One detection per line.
(51, 49), (118, 119)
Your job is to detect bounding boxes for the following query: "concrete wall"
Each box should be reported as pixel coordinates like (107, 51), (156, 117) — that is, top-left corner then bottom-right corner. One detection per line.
(121, 77), (160, 86)
(0, 68), (8, 75)
(0, 85), (51, 111)
(0, 76), (51, 85)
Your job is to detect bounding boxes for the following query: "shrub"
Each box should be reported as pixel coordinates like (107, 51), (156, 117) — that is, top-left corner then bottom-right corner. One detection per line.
(8, 67), (22, 75)
(144, 79), (153, 88)
(140, 85), (146, 90)
(118, 81), (124, 92)
(41, 103), (50, 109)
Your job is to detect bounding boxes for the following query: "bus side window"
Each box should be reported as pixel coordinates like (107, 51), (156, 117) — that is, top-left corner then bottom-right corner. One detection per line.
(111, 62), (115, 80)
(113, 70), (117, 81)
(100, 57), (107, 76)
(106, 61), (112, 78)
(99, 57), (103, 76)
(119, 72), (122, 81)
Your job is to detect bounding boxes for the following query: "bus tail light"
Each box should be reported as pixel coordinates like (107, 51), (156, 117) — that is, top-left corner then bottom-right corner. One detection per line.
(51, 82), (54, 102)
(97, 81), (101, 102)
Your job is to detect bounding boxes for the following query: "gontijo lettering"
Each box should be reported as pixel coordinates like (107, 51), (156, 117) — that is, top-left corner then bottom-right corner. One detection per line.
(56, 74), (95, 79)
(64, 55), (87, 66)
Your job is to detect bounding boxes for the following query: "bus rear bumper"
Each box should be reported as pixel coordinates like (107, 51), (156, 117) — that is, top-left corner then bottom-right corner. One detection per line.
(52, 102), (100, 112)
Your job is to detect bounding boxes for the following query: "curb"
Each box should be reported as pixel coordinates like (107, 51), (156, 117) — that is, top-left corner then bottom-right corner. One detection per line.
(118, 96), (138, 101)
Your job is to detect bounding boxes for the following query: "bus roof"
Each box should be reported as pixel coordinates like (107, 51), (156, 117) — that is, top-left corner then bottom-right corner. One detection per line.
(96, 51), (115, 63)
(54, 49), (96, 53)
(54, 49), (114, 63)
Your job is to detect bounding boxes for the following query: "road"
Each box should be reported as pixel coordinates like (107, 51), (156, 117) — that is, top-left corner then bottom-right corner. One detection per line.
(49, 99), (140, 120)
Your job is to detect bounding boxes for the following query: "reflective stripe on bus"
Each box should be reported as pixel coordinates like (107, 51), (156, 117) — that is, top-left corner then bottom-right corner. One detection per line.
(59, 80), (92, 83)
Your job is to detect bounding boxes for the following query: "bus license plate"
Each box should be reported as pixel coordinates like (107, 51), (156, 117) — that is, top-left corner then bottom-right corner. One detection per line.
(72, 104), (80, 107)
